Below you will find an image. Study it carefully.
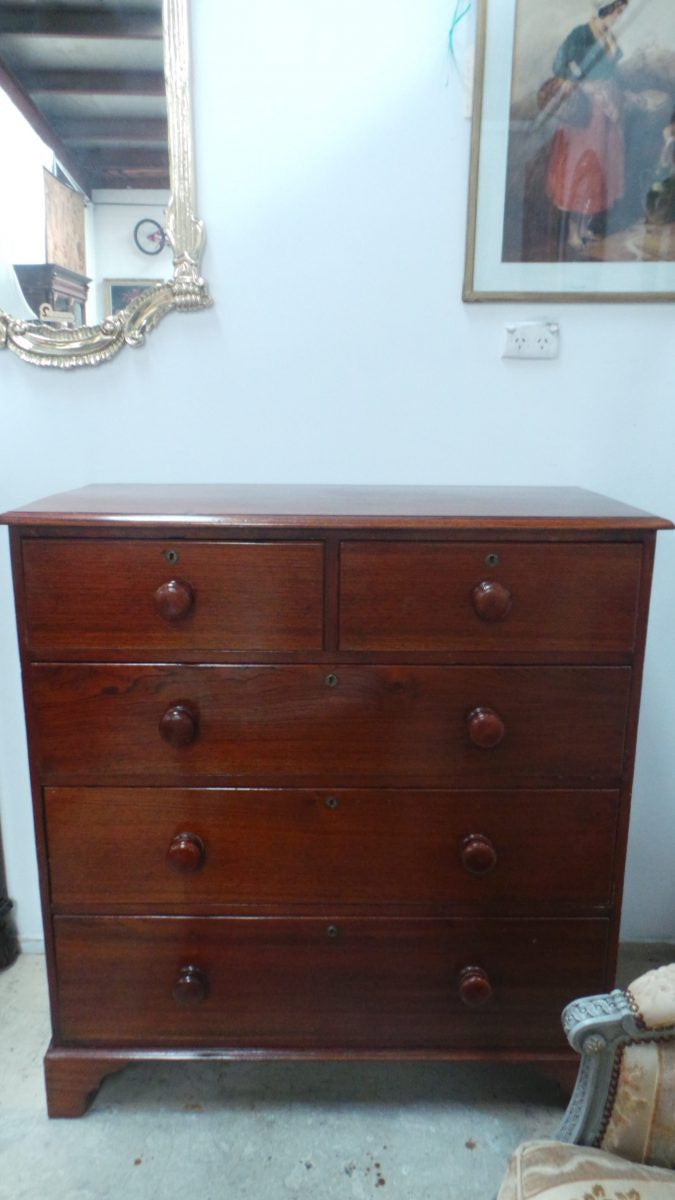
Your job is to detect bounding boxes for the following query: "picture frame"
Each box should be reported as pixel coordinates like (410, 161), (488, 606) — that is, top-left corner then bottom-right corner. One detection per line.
(464, 0), (675, 301)
(103, 278), (162, 316)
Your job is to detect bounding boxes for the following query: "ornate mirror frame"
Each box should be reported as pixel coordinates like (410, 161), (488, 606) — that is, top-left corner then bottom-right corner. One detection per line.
(0, 0), (211, 369)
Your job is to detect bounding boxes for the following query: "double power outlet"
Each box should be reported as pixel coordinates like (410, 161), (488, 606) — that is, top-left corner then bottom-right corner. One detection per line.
(502, 321), (560, 360)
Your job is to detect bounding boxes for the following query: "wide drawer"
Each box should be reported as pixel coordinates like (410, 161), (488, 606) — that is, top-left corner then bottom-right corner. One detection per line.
(20, 539), (324, 654)
(53, 915), (609, 1049)
(30, 665), (631, 787)
(339, 541), (642, 652)
(46, 787), (619, 909)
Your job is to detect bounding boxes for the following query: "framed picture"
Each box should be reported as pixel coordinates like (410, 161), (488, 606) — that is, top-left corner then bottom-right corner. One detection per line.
(464, 0), (675, 301)
(103, 278), (161, 316)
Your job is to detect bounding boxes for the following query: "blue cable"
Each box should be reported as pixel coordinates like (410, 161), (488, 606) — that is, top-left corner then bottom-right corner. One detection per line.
(448, 0), (472, 66)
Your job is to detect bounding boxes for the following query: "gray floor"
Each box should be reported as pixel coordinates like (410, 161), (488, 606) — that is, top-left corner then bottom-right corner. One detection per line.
(0, 946), (671, 1200)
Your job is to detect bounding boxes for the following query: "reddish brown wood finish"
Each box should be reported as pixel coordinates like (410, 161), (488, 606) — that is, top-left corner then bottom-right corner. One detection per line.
(0, 485), (669, 1116)
(166, 832), (205, 874)
(44, 1047), (131, 1118)
(158, 703), (198, 748)
(172, 965), (209, 1006)
(29, 664), (631, 787)
(471, 580), (513, 622)
(458, 966), (494, 1008)
(466, 706), (506, 749)
(20, 539), (325, 654)
(52, 915), (609, 1049)
(154, 579), (194, 622)
(460, 834), (498, 877)
(2, 483), (672, 528)
(44, 787), (619, 910)
(339, 542), (643, 652)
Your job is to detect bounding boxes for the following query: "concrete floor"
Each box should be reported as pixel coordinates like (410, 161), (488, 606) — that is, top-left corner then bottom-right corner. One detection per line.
(0, 946), (671, 1200)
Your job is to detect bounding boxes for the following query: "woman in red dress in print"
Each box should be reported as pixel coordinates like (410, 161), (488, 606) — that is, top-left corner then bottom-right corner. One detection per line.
(547, 0), (629, 252)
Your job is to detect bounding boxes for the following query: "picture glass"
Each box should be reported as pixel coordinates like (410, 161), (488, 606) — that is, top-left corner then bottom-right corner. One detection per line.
(466, 0), (675, 298)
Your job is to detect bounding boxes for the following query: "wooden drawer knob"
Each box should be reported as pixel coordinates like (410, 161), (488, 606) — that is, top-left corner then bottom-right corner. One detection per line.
(466, 706), (505, 748)
(172, 965), (209, 1006)
(458, 965), (493, 1008)
(155, 579), (194, 622)
(167, 832), (205, 873)
(460, 834), (498, 876)
(471, 580), (512, 622)
(159, 703), (198, 747)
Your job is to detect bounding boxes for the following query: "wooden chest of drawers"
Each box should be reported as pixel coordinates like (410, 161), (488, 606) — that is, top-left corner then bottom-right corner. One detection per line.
(2, 484), (671, 1116)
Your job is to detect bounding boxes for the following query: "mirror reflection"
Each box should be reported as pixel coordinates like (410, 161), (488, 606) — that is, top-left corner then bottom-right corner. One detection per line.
(0, 0), (173, 329)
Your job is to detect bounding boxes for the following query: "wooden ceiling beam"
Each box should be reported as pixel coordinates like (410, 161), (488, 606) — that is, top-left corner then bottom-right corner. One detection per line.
(0, 6), (162, 38)
(89, 166), (170, 189)
(22, 68), (165, 96)
(82, 146), (169, 172)
(0, 53), (92, 195)
(58, 116), (168, 143)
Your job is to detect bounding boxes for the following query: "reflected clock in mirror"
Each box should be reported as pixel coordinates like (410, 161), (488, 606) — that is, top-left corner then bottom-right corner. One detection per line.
(0, 0), (210, 368)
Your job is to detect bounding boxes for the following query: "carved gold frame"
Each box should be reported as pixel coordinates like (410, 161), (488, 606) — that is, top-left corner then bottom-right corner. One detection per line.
(0, 0), (211, 369)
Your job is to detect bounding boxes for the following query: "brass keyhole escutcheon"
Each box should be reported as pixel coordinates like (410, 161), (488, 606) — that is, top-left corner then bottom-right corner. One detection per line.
(164, 548), (179, 564)
(484, 552), (499, 567)
(326, 924), (339, 939)
(325, 673), (338, 688)
(325, 796), (339, 809)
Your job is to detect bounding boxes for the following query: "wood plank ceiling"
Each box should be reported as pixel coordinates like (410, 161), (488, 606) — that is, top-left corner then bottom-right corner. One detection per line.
(0, 1), (168, 194)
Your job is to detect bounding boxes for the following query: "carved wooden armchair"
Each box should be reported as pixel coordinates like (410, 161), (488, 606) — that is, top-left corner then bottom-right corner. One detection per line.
(497, 963), (675, 1199)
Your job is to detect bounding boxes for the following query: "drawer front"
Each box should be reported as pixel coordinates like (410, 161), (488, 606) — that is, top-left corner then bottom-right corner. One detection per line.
(339, 542), (642, 652)
(21, 539), (324, 654)
(31, 665), (631, 787)
(28, 667), (629, 787)
(53, 916), (609, 1049)
(46, 787), (619, 909)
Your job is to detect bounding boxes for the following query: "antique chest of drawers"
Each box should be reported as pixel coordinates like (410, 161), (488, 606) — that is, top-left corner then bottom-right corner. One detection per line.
(2, 484), (671, 1116)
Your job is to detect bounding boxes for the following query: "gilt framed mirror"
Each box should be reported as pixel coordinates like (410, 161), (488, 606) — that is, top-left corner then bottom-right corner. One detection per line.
(0, 0), (210, 368)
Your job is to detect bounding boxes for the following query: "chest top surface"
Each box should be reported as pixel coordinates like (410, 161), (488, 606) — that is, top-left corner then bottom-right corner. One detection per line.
(0, 483), (672, 531)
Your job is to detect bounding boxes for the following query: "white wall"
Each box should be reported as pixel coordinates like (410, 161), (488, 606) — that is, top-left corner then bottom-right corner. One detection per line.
(0, 0), (674, 947)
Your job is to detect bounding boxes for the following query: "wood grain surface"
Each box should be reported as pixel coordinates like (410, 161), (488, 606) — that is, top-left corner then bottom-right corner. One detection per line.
(30, 664), (631, 787)
(53, 914), (610, 1049)
(44, 787), (619, 910)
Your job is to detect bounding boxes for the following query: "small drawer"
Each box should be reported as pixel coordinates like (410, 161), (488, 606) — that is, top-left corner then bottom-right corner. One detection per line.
(46, 787), (619, 910)
(53, 915), (609, 1049)
(21, 539), (324, 654)
(31, 664), (631, 788)
(339, 541), (642, 652)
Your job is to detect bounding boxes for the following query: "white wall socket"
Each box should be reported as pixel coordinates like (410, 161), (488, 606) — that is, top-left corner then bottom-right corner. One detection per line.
(502, 321), (560, 360)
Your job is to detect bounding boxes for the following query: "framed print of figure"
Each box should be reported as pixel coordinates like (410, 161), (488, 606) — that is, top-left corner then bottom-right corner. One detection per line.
(464, 0), (675, 300)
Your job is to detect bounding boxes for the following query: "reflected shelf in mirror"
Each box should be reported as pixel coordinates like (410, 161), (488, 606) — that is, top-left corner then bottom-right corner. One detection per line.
(0, 0), (211, 368)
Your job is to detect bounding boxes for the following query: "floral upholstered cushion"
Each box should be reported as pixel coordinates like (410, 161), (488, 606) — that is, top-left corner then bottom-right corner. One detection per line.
(600, 1042), (675, 1169)
(496, 1140), (675, 1200)
(628, 965), (675, 1031)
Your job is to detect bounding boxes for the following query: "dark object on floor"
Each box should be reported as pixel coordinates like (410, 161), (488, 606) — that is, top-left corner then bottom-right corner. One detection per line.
(0, 826), (19, 970)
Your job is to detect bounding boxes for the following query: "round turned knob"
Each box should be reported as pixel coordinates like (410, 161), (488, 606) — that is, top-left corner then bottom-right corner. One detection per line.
(167, 832), (205, 873)
(466, 706), (505, 749)
(172, 965), (209, 1006)
(154, 579), (194, 622)
(159, 703), (198, 747)
(471, 580), (512, 622)
(460, 834), (498, 876)
(458, 965), (493, 1008)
